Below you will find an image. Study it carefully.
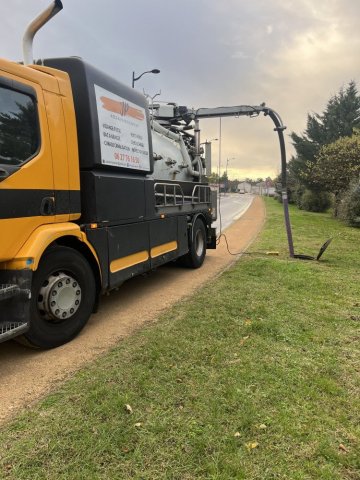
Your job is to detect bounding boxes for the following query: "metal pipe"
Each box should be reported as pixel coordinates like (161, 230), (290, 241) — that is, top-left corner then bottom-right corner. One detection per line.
(194, 118), (201, 176)
(22, 0), (63, 65)
(178, 136), (200, 178)
(152, 120), (180, 142)
(204, 142), (212, 175)
(265, 108), (295, 257)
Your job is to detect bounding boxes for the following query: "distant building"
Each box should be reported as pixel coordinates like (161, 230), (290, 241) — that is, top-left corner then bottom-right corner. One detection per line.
(236, 180), (275, 195)
(253, 182), (275, 196)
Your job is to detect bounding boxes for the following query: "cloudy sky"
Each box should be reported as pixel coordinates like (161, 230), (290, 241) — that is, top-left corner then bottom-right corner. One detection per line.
(1, 0), (359, 179)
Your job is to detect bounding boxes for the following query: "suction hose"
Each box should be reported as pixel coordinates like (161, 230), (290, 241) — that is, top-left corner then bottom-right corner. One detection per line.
(264, 108), (295, 257)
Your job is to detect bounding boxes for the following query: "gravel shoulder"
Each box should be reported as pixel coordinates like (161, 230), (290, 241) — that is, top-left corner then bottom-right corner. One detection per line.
(0, 196), (265, 425)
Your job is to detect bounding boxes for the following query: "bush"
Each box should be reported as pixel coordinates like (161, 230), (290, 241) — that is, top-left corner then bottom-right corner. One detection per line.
(299, 189), (332, 212)
(274, 182), (304, 205)
(293, 184), (306, 208)
(338, 181), (360, 227)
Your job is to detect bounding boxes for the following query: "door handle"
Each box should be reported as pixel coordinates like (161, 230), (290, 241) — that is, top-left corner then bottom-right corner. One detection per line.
(40, 196), (55, 216)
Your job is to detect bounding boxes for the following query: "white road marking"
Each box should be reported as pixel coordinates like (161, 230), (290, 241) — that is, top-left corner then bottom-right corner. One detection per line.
(214, 194), (254, 231)
(233, 199), (253, 220)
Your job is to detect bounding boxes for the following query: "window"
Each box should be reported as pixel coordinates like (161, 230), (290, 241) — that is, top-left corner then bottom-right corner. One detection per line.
(0, 85), (39, 166)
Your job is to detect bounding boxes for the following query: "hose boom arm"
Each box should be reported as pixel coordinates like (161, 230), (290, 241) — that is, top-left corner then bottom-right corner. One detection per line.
(171, 103), (294, 257)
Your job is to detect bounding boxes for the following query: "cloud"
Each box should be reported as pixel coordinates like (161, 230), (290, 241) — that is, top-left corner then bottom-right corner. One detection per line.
(1, 0), (359, 179)
(199, 0), (360, 177)
(231, 51), (249, 59)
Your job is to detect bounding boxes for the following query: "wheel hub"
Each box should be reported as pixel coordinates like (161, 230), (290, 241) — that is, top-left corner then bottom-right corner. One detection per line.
(38, 273), (82, 322)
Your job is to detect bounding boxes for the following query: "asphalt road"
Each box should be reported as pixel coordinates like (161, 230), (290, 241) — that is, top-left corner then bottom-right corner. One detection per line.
(214, 193), (254, 232)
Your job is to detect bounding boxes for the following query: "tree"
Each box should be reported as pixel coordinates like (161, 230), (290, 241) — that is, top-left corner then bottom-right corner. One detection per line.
(0, 100), (38, 164)
(228, 179), (239, 192)
(274, 163), (302, 204)
(338, 179), (360, 227)
(207, 171), (219, 184)
(312, 131), (360, 215)
(290, 81), (360, 191)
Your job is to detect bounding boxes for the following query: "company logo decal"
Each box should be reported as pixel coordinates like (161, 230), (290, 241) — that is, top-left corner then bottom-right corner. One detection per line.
(100, 96), (145, 121)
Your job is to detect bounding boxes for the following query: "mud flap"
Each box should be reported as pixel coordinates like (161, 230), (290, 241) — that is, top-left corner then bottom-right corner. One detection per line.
(207, 227), (217, 249)
(0, 270), (32, 343)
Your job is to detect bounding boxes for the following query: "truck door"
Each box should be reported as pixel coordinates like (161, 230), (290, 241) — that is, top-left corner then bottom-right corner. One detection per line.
(0, 73), (55, 262)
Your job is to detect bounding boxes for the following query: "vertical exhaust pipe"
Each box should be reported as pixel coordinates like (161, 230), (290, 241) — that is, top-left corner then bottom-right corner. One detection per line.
(22, 0), (63, 65)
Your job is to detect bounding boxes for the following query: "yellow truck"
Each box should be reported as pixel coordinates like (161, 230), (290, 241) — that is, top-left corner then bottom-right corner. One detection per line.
(0, 1), (218, 348)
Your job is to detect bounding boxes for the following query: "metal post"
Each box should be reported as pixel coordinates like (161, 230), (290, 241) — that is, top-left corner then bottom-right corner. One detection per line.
(132, 69), (160, 88)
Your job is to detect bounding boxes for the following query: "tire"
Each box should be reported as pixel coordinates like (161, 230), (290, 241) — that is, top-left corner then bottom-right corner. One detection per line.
(179, 218), (207, 269)
(21, 246), (96, 349)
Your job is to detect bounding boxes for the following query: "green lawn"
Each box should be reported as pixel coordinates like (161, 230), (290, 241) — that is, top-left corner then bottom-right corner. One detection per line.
(1, 199), (359, 479)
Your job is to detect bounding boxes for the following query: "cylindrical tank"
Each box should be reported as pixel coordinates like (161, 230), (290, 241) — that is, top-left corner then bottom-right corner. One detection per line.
(150, 120), (202, 182)
(151, 129), (194, 182)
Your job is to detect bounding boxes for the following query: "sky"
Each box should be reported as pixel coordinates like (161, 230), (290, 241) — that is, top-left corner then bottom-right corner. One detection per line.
(1, 0), (359, 180)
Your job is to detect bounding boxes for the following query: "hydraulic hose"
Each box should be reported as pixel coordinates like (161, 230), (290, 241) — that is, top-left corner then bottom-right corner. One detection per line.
(264, 108), (295, 257)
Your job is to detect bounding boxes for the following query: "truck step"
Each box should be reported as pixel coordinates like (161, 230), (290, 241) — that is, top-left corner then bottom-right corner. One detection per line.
(0, 284), (21, 301)
(0, 321), (29, 343)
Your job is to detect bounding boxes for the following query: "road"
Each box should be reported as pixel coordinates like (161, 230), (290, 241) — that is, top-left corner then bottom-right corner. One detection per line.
(214, 193), (254, 232)
(0, 197), (265, 425)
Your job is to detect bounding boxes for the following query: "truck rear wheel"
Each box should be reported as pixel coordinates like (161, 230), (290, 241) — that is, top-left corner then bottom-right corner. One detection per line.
(22, 246), (96, 349)
(179, 218), (207, 269)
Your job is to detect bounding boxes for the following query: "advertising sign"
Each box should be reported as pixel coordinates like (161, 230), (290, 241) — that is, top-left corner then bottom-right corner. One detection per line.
(94, 84), (150, 171)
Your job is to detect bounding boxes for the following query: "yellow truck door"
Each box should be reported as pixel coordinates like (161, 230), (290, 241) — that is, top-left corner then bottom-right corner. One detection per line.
(0, 70), (55, 262)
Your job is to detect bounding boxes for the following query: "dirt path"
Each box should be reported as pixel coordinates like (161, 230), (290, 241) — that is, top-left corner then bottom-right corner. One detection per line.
(0, 197), (265, 425)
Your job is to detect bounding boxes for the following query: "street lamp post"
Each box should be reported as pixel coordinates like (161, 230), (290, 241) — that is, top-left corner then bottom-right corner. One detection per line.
(199, 138), (218, 148)
(225, 157), (236, 195)
(132, 69), (160, 88)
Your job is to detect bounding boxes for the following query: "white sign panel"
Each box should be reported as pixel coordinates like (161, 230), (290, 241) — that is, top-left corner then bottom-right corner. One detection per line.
(94, 84), (150, 171)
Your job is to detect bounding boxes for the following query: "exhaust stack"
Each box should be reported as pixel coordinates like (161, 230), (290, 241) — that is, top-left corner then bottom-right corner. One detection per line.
(22, 0), (63, 65)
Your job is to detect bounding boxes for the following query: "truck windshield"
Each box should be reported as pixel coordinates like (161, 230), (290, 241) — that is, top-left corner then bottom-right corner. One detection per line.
(0, 86), (39, 166)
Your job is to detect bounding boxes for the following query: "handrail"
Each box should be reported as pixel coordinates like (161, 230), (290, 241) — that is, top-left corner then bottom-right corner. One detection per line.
(154, 182), (184, 207)
(191, 185), (211, 204)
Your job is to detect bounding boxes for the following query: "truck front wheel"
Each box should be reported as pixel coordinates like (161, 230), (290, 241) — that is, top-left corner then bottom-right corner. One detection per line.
(22, 246), (96, 349)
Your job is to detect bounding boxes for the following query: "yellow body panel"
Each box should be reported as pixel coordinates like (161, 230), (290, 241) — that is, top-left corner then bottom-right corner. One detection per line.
(110, 251), (149, 273)
(110, 240), (179, 274)
(34, 65), (81, 196)
(0, 59), (81, 261)
(0, 217), (49, 262)
(0, 70), (55, 259)
(0, 223), (99, 272)
(43, 90), (69, 192)
(0, 58), (59, 93)
(150, 241), (178, 258)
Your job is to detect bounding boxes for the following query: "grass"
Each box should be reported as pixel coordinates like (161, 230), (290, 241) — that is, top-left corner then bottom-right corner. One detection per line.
(1, 198), (359, 479)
